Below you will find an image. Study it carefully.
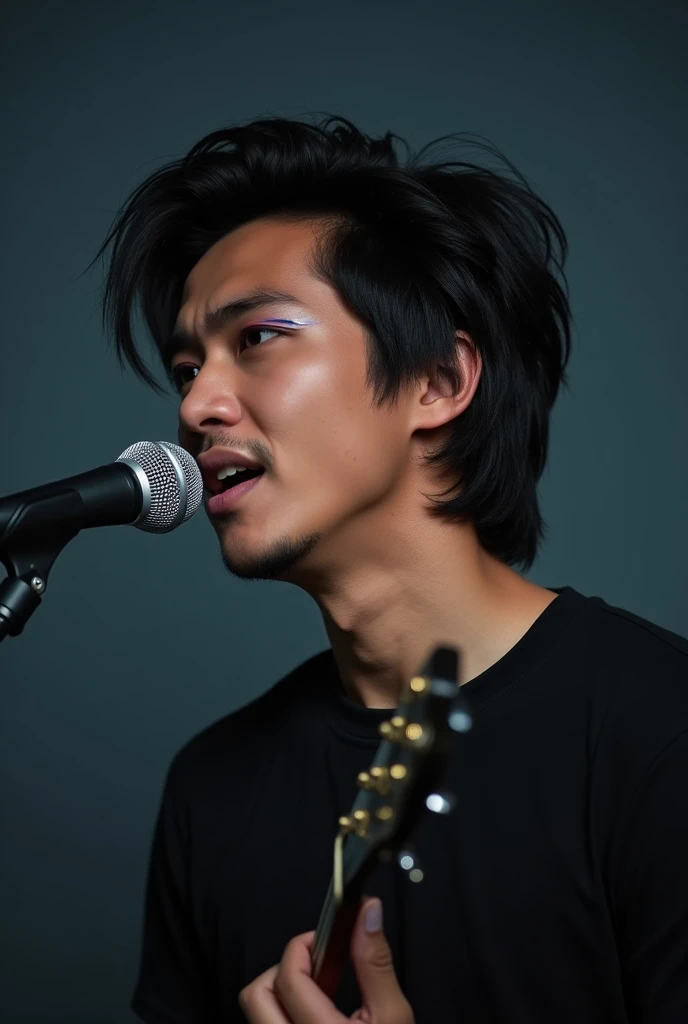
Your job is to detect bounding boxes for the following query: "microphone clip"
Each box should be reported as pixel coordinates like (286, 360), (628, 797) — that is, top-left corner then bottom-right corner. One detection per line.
(0, 489), (85, 643)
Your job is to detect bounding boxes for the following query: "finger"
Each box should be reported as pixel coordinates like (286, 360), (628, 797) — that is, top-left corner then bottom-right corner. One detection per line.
(274, 930), (349, 1024)
(238, 964), (292, 1024)
(350, 899), (414, 1024)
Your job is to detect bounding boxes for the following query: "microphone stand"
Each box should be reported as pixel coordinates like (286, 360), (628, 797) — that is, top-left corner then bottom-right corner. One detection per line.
(0, 490), (85, 643)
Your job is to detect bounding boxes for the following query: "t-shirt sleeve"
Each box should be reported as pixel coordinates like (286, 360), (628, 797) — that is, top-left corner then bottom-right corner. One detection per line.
(131, 756), (222, 1024)
(612, 728), (688, 1022)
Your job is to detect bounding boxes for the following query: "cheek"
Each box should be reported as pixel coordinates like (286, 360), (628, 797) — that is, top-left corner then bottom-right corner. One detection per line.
(259, 354), (405, 495)
(267, 360), (335, 428)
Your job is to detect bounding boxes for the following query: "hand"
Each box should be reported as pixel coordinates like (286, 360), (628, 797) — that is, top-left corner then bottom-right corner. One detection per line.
(239, 897), (414, 1024)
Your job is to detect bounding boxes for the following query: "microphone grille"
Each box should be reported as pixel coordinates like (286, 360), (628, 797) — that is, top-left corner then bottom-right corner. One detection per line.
(116, 441), (203, 533)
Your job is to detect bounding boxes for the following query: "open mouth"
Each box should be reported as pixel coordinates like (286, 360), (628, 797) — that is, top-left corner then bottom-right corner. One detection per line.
(205, 467), (265, 516)
(210, 466), (264, 493)
(217, 467), (264, 491)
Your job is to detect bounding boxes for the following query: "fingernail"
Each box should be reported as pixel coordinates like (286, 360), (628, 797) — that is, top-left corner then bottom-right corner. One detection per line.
(364, 899), (382, 933)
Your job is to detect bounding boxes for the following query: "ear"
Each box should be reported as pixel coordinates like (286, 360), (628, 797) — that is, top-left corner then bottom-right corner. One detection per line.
(413, 331), (482, 431)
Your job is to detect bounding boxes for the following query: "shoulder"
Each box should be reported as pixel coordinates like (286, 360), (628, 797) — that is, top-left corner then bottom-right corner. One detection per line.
(570, 597), (688, 879)
(572, 591), (688, 786)
(163, 647), (334, 801)
(580, 592), (687, 708)
(584, 591), (688, 665)
(143, 648), (335, 876)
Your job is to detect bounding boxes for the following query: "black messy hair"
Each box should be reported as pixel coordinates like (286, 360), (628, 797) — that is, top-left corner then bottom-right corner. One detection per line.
(94, 113), (571, 569)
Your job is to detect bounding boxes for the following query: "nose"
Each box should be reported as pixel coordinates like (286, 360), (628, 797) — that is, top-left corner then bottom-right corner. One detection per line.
(177, 361), (243, 446)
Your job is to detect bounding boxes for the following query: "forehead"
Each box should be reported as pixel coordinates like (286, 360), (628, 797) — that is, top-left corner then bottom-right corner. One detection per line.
(182, 216), (324, 302)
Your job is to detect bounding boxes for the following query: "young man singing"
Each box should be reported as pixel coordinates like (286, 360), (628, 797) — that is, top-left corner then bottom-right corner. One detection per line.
(96, 115), (688, 1023)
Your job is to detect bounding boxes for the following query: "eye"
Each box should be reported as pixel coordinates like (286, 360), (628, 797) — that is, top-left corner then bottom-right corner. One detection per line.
(239, 325), (281, 352)
(167, 325), (285, 393)
(168, 364), (199, 393)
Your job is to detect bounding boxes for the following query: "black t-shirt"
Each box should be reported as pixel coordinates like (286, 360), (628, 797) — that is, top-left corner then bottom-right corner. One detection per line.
(131, 586), (688, 1023)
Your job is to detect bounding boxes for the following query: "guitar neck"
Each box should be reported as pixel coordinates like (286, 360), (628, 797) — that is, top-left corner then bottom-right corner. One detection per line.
(311, 875), (362, 999)
(310, 646), (464, 1000)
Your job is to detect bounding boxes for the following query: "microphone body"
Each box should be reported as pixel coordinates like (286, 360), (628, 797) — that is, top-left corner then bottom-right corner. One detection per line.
(0, 441), (203, 641)
(0, 462), (141, 540)
(0, 440), (203, 546)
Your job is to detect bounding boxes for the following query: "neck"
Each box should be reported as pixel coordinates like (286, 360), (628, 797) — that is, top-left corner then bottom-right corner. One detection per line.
(307, 520), (557, 708)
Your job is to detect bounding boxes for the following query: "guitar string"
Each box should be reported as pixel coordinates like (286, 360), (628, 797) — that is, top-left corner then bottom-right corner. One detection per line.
(313, 877), (336, 969)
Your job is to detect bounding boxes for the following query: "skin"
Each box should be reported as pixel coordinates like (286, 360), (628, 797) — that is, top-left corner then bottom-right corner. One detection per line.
(172, 215), (558, 1021)
(173, 215), (557, 706)
(238, 898), (414, 1024)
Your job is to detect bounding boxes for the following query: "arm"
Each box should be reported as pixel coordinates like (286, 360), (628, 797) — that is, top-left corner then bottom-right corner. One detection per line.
(612, 729), (688, 1022)
(131, 758), (223, 1024)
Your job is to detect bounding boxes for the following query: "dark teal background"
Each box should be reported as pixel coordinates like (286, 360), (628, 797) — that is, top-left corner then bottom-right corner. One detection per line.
(1, 0), (686, 1020)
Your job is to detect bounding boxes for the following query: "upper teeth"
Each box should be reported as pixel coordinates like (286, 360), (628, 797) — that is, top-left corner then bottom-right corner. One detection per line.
(217, 466), (249, 480)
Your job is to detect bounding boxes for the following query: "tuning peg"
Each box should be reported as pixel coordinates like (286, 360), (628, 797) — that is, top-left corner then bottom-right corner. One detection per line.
(409, 674), (430, 695)
(375, 804), (394, 822)
(403, 722), (428, 746)
(338, 809), (371, 836)
(398, 848), (424, 883)
(370, 766), (392, 794)
(379, 716), (431, 749)
(362, 767), (392, 794)
(358, 766), (399, 795)
(379, 715), (407, 742)
(448, 707), (472, 733)
(425, 790), (456, 815)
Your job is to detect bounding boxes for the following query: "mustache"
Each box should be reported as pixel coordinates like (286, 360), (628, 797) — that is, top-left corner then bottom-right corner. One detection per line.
(198, 437), (273, 472)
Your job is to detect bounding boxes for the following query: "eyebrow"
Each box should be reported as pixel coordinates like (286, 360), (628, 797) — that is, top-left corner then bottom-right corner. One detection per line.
(161, 288), (306, 367)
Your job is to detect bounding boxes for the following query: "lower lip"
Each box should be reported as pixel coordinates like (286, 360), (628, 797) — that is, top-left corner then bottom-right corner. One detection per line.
(206, 474), (264, 515)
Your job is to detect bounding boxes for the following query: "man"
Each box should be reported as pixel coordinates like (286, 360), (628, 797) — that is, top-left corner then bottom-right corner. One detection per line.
(96, 115), (688, 1022)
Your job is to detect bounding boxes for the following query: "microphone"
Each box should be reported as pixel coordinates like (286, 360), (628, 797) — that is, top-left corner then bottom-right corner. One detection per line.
(0, 440), (203, 541)
(0, 442), (204, 642)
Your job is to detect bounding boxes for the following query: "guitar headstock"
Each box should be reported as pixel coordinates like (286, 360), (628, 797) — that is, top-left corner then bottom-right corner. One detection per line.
(312, 643), (471, 992)
(335, 643), (470, 895)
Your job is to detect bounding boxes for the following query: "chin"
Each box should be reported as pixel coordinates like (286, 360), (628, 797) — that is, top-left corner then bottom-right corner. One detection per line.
(218, 529), (322, 582)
